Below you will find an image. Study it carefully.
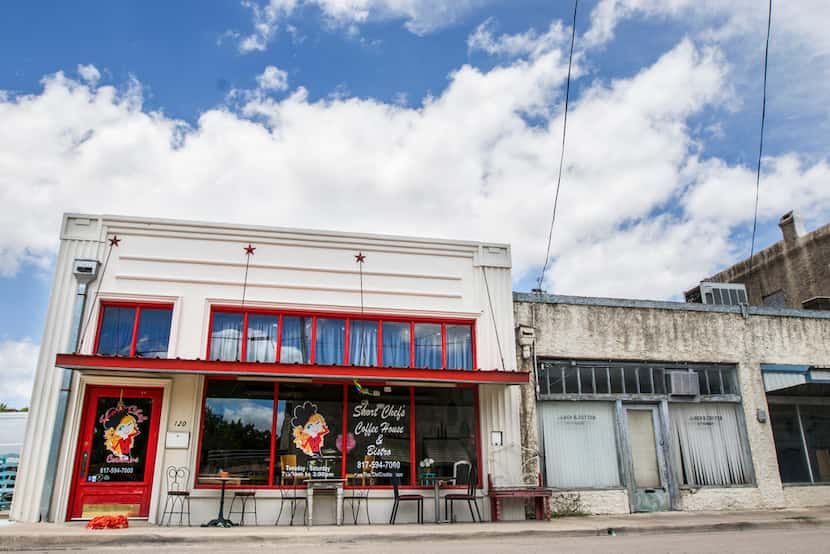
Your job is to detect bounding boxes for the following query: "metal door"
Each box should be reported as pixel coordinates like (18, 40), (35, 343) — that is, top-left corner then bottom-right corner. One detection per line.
(623, 405), (670, 512)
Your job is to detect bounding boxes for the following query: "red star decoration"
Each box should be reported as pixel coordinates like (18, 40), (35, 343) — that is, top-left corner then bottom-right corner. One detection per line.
(355, 252), (366, 263)
(244, 244), (256, 255)
(108, 236), (121, 247)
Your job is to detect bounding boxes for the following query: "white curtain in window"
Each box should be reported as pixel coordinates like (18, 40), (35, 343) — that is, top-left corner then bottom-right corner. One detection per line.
(669, 403), (750, 486)
(539, 402), (620, 488)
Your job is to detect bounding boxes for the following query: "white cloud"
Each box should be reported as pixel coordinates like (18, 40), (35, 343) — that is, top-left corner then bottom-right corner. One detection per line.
(468, 17), (568, 59)
(77, 64), (101, 85)
(0, 339), (39, 409)
(1, 21), (829, 302)
(235, 0), (488, 52)
(256, 65), (289, 91)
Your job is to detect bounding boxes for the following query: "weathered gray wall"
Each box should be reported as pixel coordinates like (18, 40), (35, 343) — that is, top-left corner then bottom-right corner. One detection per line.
(514, 294), (830, 513)
(707, 218), (830, 308)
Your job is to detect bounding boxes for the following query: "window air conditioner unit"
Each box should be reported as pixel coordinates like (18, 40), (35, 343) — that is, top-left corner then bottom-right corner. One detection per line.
(699, 282), (748, 306)
(667, 372), (700, 396)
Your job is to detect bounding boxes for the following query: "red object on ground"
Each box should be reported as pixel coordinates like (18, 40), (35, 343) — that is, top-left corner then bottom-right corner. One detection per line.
(86, 515), (129, 529)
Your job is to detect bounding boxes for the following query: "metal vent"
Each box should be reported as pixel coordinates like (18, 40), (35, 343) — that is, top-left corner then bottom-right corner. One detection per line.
(667, 372), (700, 396)
(700, 282), (748, 306)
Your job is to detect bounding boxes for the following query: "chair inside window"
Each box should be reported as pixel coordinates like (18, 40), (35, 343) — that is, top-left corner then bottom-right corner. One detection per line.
(449, 460), (472, 485)
(444, 464), (482, 523)
(160, 466), (191, 526)
(390, 474), (423, 524)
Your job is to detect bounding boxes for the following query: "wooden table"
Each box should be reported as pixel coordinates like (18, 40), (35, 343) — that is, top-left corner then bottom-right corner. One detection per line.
(305, 478), (346, 527)
(200, 476), (250, 528)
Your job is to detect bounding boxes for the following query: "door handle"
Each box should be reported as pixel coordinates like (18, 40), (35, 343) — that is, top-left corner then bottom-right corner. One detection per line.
(80, 451), (89, 479)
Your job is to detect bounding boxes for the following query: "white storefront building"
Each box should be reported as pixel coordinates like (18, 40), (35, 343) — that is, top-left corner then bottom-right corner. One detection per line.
(12, 214), (525, 524)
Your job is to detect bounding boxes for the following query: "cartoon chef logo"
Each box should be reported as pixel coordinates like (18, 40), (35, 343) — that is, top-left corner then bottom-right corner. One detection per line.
(100, 403), (147, 463)
(291, 401), (329, 457)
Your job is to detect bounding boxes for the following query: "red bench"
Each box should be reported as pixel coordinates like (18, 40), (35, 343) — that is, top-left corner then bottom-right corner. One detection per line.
(487, 473), (552, 522)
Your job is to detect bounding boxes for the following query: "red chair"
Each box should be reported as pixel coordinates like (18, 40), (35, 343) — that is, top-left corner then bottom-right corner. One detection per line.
(444, 465), (482, 523)
(390, 475), (423, 524)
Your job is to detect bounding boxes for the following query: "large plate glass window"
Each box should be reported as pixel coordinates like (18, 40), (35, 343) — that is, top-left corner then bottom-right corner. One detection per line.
(347, 386), (410, 485)
(414, 387), (477, 485)
(668, 403), (751, 486)
(198, 380), (273, 485)
(538, 401), (620, 488)
(275, 383), (343, 483)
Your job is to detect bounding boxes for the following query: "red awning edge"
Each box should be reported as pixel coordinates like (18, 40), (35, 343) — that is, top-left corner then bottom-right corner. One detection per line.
(55, 354), (529, 385)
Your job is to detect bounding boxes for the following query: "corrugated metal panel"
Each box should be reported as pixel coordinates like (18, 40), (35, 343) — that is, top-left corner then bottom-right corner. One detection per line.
(763, 372), (807, 392)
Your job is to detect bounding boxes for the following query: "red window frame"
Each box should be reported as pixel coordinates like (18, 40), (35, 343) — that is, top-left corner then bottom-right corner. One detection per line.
(206, 306), (477, 370)
(93, 301), (174, 357)
(194, 378), (482, 491)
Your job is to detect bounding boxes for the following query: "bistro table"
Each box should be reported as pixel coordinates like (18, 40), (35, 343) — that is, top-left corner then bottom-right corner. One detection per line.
(305, 478), (346, 527)
(200, 475), (250, 528)
(433, 478), (450, 524)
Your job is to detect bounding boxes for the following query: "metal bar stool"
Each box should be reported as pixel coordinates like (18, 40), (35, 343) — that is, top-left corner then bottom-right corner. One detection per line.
(228, 490), (258, 526)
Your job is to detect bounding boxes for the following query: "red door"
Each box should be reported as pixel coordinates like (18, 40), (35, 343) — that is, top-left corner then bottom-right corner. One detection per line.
(68, 385), (163, 520)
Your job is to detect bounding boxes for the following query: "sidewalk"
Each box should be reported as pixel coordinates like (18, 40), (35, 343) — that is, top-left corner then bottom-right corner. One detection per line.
(1, 507), (829, 551)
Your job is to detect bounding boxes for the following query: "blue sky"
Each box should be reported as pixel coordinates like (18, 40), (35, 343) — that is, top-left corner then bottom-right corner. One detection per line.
(1, 0), (829, 407)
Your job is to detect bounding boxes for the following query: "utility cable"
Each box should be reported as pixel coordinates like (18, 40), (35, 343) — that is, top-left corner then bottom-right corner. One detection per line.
(747, 0), (773, 283)
(537, 0), (578, 292)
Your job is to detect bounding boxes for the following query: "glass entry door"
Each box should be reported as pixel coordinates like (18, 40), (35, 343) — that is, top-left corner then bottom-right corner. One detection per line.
(68, 385), (163, 520)
(624, 405), (670, 512)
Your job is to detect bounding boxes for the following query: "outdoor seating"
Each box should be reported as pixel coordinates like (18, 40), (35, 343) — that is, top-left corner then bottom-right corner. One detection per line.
(160, 466), (191, 526)
(389, 474), (423, 524)
(343, 487), (370, 524)
(275, 486), (307, 526)
(228, 490), (257, 526)
(444, 465), (482, 523)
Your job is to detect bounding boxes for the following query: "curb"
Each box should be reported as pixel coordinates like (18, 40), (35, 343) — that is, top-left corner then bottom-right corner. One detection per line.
(1, 517), (827, 551)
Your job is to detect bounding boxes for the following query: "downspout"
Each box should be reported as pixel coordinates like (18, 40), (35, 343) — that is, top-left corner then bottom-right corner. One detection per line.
(39, 259), (99, 521)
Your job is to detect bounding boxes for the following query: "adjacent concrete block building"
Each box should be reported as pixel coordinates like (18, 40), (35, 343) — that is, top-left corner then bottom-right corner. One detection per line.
(515, 293), (830, 514)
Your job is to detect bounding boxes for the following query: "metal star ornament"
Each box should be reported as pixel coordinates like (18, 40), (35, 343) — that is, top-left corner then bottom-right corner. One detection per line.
(355, 252), (366, 263)
(108, 236), (121, 247)
(244, 244), (256, 255)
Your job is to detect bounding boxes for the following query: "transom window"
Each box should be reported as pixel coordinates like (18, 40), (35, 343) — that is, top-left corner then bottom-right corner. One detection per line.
(95, 302), (173, 358)
(207, 308), (476, 370)
(197, 379), (479, 489)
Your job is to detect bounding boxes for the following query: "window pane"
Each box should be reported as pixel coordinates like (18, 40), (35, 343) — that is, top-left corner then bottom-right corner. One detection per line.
(349, 320), (378, 367)
(539, 402), (620, 488)
(382, 322), (410, 368)
(669, 403), (751, 486)
(415, 388), (477, 485)
(97, 306), (135, 356)
(801, 405), (830, 483)
(414, 323), (442, 369)
(209, 312), (243, 361)
(199, 381), (273, 485)
(135, 308), (172, 358)
(280, 316), (312, 364)
(246, 314), (278, 363)
(275, 384), (343, 484)
(316, 318), (345, 366)
(446, 325), (473, 370)
(347, 385), (410, 486)
(769, 404), (811, 483)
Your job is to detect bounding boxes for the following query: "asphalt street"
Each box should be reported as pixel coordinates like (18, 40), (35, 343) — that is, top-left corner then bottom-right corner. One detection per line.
(7, 527), (829, 553)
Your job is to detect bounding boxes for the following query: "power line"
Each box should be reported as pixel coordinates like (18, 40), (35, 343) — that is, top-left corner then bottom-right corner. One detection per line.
(537, 0), (579, 292)
(747, 0), (773, 284)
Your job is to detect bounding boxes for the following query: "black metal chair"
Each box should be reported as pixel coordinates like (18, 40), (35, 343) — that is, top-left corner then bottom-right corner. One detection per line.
(160, 466), (191, 526)
(444, 465), (482, 523)
(275, 486), (307, 526)
(228, 490), (257, 526)
(390, 474), (423, 524)
(344, 487), (371, 524)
